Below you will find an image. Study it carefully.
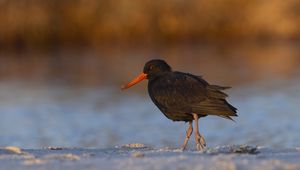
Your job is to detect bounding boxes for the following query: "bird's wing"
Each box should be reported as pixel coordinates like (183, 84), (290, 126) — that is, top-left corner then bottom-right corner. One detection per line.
(149, 72), (237, 117)
(149, 72), (208, 114)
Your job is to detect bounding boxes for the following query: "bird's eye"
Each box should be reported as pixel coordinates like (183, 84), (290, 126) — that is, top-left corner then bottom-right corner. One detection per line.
(150, 65), (155, 70)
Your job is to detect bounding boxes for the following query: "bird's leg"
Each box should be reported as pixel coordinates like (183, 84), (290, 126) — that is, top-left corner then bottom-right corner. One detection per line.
(181, 121), (193, 151)
(193, 113), (206, 151)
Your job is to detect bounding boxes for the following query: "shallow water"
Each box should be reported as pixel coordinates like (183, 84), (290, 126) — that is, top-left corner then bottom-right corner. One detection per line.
(0, 78), (300, 149)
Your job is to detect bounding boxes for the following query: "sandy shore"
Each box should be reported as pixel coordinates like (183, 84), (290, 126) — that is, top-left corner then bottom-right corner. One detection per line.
(1, 145), (299, 170)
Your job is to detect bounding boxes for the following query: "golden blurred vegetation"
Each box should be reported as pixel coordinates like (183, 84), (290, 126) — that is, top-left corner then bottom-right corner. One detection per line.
(0, 0), (300, 86)
(0, 0), (300, 49)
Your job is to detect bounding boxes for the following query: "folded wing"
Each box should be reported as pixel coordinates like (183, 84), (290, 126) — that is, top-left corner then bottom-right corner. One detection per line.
(149, 72), (237, 120)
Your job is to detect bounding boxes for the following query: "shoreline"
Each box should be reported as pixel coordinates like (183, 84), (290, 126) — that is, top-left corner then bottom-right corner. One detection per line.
(1, 145), (300, 170)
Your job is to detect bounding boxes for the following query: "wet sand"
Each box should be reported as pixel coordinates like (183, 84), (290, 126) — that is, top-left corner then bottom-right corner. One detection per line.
(1, 145), (300, 170)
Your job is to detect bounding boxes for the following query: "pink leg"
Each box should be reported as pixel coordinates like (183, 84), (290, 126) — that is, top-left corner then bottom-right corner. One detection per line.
(193, 113), (206, 151)
(181, 121), (193, 150)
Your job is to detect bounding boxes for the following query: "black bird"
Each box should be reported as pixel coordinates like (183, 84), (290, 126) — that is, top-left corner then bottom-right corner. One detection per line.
(122, 59), (237, 151)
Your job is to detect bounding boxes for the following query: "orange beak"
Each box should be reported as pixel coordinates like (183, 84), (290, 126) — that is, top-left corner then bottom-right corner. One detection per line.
(121, 73), (148, 90)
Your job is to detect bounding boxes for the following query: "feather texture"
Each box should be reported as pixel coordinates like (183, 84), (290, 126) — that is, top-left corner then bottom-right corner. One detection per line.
(148, 71), (237, 121)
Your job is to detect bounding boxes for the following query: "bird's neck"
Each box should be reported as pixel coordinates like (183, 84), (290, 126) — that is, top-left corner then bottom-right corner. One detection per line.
(148, 71), (171, 83)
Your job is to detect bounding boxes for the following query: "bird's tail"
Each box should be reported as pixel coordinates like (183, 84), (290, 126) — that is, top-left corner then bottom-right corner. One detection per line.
(194, 85), (238, 121)
(207, 85), (231, 99)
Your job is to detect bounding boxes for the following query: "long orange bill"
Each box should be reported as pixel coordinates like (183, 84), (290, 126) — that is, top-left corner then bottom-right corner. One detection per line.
(121, 73), (147, 90)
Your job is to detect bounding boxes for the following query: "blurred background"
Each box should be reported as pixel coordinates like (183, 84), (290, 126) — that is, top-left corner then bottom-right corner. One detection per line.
(0, 0), (300, 148)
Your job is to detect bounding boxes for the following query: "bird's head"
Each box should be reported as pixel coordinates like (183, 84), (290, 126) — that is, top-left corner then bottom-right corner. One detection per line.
(121, 59), (172, 90)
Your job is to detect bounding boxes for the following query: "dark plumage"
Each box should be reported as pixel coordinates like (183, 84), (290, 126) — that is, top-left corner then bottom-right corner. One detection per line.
(122, 59), (237, 151)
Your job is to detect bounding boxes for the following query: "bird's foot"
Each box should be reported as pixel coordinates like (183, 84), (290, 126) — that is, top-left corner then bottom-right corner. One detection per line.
(181, 121), (193, 151)
(181, 137), (190, 151)
(181, 134), (191, 151)
(195, 133), (206, 151)
(181, 144), (188, 151)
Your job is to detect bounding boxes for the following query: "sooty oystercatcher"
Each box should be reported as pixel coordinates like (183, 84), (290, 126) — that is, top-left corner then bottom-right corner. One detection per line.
(122, 59), (237, 151)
